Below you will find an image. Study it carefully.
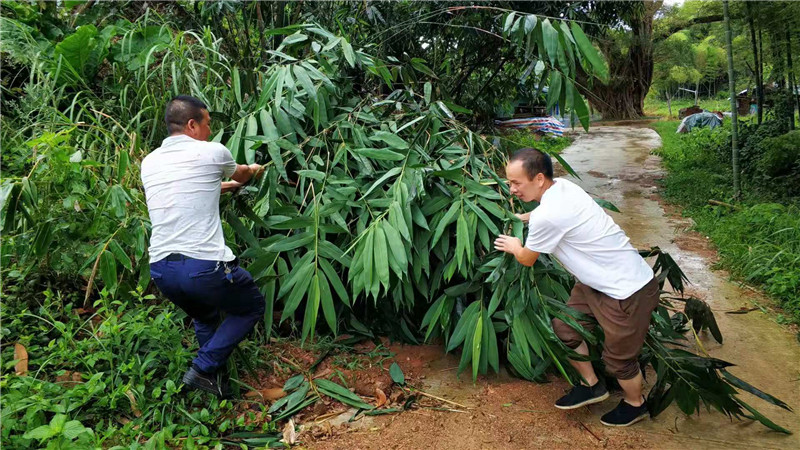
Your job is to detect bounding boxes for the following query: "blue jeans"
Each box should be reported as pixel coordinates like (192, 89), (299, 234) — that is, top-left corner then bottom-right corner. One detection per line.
(150, 254), (265, 374)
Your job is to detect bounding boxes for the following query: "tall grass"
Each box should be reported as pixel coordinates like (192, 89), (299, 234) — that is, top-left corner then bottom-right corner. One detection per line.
(644, 96), (731, 118)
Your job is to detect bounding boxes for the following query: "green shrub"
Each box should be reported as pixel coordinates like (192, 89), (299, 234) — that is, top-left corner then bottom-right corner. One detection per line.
(0, 288), (274, 448)
(739, 119), (789, 175)
(757, 130), (800, 178)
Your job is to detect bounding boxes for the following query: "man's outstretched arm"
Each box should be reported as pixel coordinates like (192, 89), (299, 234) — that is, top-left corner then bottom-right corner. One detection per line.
(494, 234), (539, 267)
(230, 163), (264, 184)
(221, 181), (243, 194)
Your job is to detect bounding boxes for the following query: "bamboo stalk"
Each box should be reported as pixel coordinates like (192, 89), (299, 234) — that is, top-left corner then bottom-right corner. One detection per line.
(410, 388), (469, 409)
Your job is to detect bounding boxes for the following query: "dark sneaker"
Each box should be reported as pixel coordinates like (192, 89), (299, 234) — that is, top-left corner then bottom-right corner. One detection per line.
(600, 399), (649, 427)
(554, 382), (609, 410)
(182, 367), (232, 399)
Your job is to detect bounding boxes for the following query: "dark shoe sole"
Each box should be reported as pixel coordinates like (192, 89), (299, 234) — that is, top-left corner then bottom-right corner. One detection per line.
(554, 391), (609, 410)
(600, 412), (649, 427)
(182, 373), (229, 399)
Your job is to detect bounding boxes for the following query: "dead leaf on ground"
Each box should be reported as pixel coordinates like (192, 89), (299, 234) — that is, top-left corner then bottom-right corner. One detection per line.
(126, 389), (141, 417)
(14, 343), (28, 376)
(389, 389), (405, 405)
(55, 371), (83, 387)
(375, 388), (387, 408)
(282, 418), (297, 445)
(244, 387), (287, 401)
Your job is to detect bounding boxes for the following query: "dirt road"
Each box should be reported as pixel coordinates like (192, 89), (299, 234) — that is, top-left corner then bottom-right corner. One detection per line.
(305, 126), (799, 449)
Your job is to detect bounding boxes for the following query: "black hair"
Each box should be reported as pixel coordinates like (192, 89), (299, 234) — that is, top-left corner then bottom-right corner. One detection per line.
(164, 95), (208, 135)
(509, 147), (553, 180)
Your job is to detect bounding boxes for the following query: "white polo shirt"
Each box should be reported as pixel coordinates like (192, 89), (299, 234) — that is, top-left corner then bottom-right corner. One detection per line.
(141, 135), (238, 263)
(525, 178), (654, 299)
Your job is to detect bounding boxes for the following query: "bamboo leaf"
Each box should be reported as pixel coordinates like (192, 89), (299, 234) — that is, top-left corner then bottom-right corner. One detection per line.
(573, 87), (591, 132)
(570, 22), (609, 82)
(281, 271), (313, 321)
(117, 151), (129, 183)
(456, 212), (468, 267)
(362, 167), (402, 198)
(594, 198), (619, 213)
(226, 213), (259, 248)
(317, 270), (337, 335)
(292, 64), (316, 97)
(736, 399), (792, 434)
(302, 274), (321, 341)
(243, 115), (258, 164)
(464, 199), (500, 235)
(721, 370), (792, 411)
(108, 239), (132, 272)
(319, 258), (350, 306)
(99, 250), (117, 292)
(446, 302), (480, 352)
(315, 379), (374, 410)
(297, 170), (326, 181)
(341, 39), (356, 67)
(389, 362), (405, 385)
(262, 270), (276, 341)
(547, 71), (562, 111)
(370, 131), (409, 149)
(431, 201), (460, 248)
(233, 67), (242, 109)
(424, 81), (432, 104)
(503, 13), (516, 33)
(472, 313), (483, 381)
(351, 147), (405, 161)
(373, 223), (390, 291)
(541, 19), (559, 67)
(267, 232), (315, 252)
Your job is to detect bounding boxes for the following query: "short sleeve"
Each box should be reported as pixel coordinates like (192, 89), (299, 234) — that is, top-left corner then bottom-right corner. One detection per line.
(525, 212), (566, 253)
(213, 144), (237, 178)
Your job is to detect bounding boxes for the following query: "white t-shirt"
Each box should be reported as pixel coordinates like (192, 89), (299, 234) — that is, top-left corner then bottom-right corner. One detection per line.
(141, 135), (238, 263)
(525, 178), (653, 299)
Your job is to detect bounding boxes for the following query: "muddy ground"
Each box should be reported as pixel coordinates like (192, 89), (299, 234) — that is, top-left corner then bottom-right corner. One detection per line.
(262, 126), (799, 449)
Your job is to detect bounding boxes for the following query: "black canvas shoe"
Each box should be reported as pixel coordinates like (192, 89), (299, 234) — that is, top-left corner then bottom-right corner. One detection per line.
(554, 382), (610, 410)
(182, 367), (232, 399)
(600, 399), (649, 427)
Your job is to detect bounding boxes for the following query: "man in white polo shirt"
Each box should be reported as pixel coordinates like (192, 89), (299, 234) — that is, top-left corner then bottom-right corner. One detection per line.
(141, 95), (264, 398)
(494, 147), (659, 427)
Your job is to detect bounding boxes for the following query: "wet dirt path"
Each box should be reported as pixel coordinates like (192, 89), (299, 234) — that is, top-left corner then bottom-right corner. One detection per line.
(306, 126), (799, 449)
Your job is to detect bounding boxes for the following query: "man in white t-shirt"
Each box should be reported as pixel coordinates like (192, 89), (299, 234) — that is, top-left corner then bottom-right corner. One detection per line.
(493, 148), (659, 427)
(141, 95), (264, 398)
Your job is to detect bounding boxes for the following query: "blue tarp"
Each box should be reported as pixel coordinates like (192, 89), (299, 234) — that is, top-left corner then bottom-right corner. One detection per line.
(677, 112), (723, 133)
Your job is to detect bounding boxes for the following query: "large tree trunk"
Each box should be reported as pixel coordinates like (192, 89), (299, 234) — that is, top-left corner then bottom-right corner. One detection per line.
(587, 8), (655, 119)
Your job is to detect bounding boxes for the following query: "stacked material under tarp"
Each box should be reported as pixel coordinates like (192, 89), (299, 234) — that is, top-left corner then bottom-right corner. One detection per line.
(676, 111), (723, 134)
(494, 116), (565, 137)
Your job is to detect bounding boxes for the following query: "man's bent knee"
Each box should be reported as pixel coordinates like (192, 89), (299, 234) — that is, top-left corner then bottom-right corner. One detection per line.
(552, 318), (582, 349)
(604, 357), (640, 380)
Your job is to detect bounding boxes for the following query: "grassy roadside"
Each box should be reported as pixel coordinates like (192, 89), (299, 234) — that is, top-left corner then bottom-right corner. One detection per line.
(644, 97), (731, 118)
(650, 120), (800, 327)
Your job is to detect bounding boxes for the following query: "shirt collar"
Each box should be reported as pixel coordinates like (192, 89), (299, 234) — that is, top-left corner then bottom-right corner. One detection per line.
(161, 134), (198, 147)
